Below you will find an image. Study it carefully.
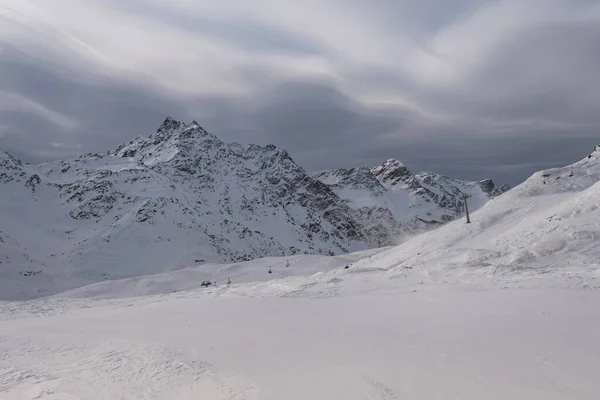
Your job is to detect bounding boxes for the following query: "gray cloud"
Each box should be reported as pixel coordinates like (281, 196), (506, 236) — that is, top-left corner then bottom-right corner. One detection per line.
(109, 0), (326, 57)
(451, 19), (600, 125)
(0, 0), (599, 186)
(0, 47), (183, 162)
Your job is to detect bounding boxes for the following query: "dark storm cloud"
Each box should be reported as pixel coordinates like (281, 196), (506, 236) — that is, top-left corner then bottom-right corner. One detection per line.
(1, 0), (599, 187)
(1, 50), (598, 187)
(247, 81), (404, 149)
(446, 19), (600, 125)
(363, 131), (600, 186)
(192, 79), (599, 186)
(0, 48), (185, 162)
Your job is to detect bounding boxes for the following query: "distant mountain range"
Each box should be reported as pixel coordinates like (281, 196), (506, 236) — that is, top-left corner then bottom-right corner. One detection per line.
(0, 117), (508, 298)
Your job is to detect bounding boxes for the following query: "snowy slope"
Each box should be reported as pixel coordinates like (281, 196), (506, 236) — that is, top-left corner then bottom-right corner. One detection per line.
(330, 144), (600, 290)
(0, 118), (510, 300)
(55, 248), (385, 299)
(46, 143), (600, 301)
(315, 158), (508, 237)
(1, 147), (599, 400)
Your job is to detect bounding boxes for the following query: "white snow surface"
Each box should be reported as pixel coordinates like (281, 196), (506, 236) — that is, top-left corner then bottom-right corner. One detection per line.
(2, 288), (598, 400)
(1, 146), (599, 399)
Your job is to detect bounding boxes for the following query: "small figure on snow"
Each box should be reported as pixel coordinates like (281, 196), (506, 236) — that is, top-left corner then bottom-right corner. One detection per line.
(268, 266), (272, 274)
(227, 277), (231, 285)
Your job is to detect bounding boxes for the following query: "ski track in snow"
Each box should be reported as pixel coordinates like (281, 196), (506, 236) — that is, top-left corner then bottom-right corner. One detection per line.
(0, 334), (267, 400)
(0, 338), (209, 399)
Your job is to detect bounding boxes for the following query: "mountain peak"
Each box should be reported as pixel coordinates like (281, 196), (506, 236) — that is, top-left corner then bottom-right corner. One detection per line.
(0, 148), (26, 184)
(156, 116), (182, 132)
(0, 148), (23, 167)
(109, 118), (216, 161)
(0, 147), (15, 159)
(371, 158), (411, 187)
(151, 118), (210, 143)
(382, 158), (405, 168)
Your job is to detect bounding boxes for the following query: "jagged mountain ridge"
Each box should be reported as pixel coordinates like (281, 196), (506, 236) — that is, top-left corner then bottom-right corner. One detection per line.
(315, 158), (509, 234)
(0, 117), (505, 299)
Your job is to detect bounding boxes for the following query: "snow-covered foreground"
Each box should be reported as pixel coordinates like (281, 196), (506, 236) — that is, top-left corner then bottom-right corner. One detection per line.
(1, 285), (599, 399)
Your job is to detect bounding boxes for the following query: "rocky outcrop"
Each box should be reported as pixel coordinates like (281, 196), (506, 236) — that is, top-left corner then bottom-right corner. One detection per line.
(315, 158), (510, 235)
(0, 117), (509, 292)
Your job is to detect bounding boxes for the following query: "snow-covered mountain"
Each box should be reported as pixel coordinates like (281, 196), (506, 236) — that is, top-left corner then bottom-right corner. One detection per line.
(3, 144), (599, 400)
(315, 158), (509, 235)
(340, 143), (600, 289)
(59, 142), (600, 301)
(0, 117), (505, 299)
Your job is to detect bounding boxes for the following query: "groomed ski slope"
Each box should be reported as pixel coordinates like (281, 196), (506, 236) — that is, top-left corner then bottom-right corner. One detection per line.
(1, 147), (599, 399)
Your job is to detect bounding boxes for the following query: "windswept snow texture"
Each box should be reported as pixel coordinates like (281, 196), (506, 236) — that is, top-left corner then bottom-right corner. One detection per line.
(2, 288), (599, 400)
(0, 117), (505, 300)
(1, 146), (599, 399)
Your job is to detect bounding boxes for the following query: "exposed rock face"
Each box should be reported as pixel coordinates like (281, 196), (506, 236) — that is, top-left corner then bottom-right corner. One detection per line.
(315, 158), (510, 235)
(0, 149), (25, 183)
(0, 117), (509, 297)
(371, 159), (412, 187)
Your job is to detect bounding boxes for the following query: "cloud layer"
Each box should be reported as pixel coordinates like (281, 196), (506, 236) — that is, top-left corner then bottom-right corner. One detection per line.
(1, 0), (599, 185)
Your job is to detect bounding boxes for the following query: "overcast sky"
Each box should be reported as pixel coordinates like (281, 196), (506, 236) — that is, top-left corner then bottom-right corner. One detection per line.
(1, 0), (599, 186)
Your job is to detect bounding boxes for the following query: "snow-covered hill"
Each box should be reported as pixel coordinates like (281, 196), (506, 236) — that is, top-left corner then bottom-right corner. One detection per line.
(324, 143), (600, 291)
(0, 117), (508, 300)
